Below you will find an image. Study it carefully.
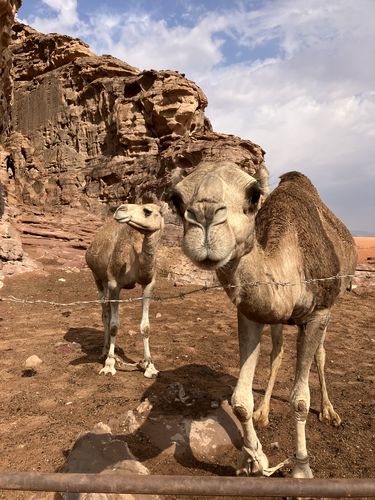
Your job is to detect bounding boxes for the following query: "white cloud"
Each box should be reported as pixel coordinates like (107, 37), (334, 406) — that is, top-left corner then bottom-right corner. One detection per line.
(18, 0), (375, 231)
(18, 0), (83, 36)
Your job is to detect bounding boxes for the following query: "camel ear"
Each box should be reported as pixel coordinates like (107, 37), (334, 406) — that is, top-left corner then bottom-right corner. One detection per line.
(170, 167), (183, 187)
(245, 181), (263, 212)
(165, 187), (185, 218)
(159, 202), (169, 217)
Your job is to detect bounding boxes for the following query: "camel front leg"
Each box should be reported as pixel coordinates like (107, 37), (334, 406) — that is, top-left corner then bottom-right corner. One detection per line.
(315, 333), (341, 426)
(232, 311), (268, 475)
(253, 323), (284, 427)
(99, 284), (120, 376)
(138, 279), (158, 378)
(290, 309), (330, 478)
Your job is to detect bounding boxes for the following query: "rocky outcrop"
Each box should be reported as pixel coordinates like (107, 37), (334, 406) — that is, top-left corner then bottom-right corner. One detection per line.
(1, 22), (268, 281)
(60, 422), (160, 500)
(0, 0), (22, 140)
(0, 0), (23, 281)
(7, 23), (268, 210)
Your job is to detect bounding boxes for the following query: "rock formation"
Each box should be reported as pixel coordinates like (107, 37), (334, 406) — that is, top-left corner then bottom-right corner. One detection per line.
(0, 0), (24, 281)
(0, 0), (21, 140)
(1, 21), (268, 281)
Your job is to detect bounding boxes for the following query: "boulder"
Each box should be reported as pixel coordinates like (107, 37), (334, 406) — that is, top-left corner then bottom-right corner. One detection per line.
(61, 422), (159, 500)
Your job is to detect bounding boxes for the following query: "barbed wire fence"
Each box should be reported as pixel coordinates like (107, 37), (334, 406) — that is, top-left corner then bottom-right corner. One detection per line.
(1, 273), (370, 308)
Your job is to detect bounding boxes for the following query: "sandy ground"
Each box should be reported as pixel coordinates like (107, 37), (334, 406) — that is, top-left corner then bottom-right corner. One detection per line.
(354, 236), (375, 264)
(0, 265), (374, 499)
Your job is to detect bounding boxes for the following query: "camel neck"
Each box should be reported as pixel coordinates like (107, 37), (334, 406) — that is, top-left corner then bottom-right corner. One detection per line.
(217, 240), (274, 285)
(138, 230), (162, 283)
(141, 230), (161, 257)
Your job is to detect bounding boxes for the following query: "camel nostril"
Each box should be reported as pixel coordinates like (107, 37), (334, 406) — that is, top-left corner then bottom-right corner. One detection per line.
(184, 209), (196, 221)
(184, 208), (205, 229)
(213, 206), (228, 225)
(215, 206), (227, 215)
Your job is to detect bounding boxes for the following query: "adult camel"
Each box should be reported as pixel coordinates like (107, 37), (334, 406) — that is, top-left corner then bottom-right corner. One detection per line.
(168, 161), (356, 478)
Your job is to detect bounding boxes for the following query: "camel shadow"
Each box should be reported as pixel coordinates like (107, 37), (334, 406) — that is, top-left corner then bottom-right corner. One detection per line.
(58, 363), (241, 477)
(64, 327), (130, 366)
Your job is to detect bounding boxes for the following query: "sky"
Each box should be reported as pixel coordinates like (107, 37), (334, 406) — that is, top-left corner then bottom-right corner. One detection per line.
(18, 0), (375, 234)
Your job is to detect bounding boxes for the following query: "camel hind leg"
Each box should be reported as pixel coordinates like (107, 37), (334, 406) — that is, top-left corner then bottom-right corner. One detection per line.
(290, 309), (331, 478)
(254, 323), (340, 429)
(253, 324), (284, 427)
(95, 279), (110, 358)
(315, 331), (341, 426)
(99, 281), (120, 376)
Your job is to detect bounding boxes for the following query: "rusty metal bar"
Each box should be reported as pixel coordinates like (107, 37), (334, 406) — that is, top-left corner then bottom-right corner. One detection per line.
(0, 472), (374, 498)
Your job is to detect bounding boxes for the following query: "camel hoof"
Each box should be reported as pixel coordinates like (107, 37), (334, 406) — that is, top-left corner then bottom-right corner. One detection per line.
(236, 447), (269, 477)
(143, 362), (159, 378)
(99, 366), (116, 376)
(292, 457), (313, 478)
(253, 406), (270, 427)
(99, 358), (116, 376)
(319, 405), (341, 426)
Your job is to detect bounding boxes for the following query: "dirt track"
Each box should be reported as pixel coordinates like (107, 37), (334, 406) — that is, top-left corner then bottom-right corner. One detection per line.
(0, 268), (374, 499)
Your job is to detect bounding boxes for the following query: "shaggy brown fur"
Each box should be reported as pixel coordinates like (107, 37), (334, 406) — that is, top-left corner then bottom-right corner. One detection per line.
(256, 172), (357, 308)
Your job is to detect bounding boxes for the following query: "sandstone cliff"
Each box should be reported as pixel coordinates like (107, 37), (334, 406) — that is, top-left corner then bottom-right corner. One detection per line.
(0, 22), (268, 281)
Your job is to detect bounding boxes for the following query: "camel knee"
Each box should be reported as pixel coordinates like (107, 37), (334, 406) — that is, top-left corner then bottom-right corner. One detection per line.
(140, 322), (150, 338)
(110, 323), (118, 337)
(291, 397), (309, 422)
(232, 390), (254, 422)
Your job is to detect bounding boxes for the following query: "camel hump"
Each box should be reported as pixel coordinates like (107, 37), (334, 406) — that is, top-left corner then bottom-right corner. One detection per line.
(279, 171), (318, 193)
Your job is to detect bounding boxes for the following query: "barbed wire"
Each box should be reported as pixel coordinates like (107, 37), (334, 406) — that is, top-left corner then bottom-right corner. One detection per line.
(0, 273), (362, 307)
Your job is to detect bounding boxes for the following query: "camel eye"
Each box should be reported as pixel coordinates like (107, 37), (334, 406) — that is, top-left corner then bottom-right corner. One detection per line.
(245, 182), (262, 213)
(143, 208), (152, 217)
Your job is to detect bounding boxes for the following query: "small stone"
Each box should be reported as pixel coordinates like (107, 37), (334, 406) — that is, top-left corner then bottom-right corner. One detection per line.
(270, 441), (280, 450)
(92, 422), (112, 434)
(210, 401), (219, 409)
(128, 329), (137, 336)
(196, 317), (202, 322)
(58, 278), (66, 282)
(136, 398), (153, 415)
(25, 355), (43, 369)
(155, 312), (162, 318)
(123, 410), (139, 433)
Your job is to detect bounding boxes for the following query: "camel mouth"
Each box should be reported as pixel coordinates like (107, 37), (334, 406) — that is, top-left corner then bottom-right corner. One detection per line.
(193, 253), (232, 270)
(125, 219), (157, 232)
(114, 214), (131, 224)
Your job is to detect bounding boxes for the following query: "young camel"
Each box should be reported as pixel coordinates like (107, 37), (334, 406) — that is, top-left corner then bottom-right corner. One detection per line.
(169, 162), (356, 478)
(85, 203), (166, 378)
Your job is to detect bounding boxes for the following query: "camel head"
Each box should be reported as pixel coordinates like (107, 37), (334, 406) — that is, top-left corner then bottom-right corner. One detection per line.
(113, 203), (167, 233)
(168, 161), (262, 269)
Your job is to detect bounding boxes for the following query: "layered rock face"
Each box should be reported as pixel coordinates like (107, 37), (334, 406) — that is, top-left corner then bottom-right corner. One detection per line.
(9, 23), (267, 212)
(0, 0), (22, 140)
(1, 22), (268, 279)
(0, 0), (24, 279)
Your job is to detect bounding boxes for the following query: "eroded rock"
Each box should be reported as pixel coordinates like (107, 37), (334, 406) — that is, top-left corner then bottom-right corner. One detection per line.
(1, 22), (268, 280)
(61, 422), (159, 500)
